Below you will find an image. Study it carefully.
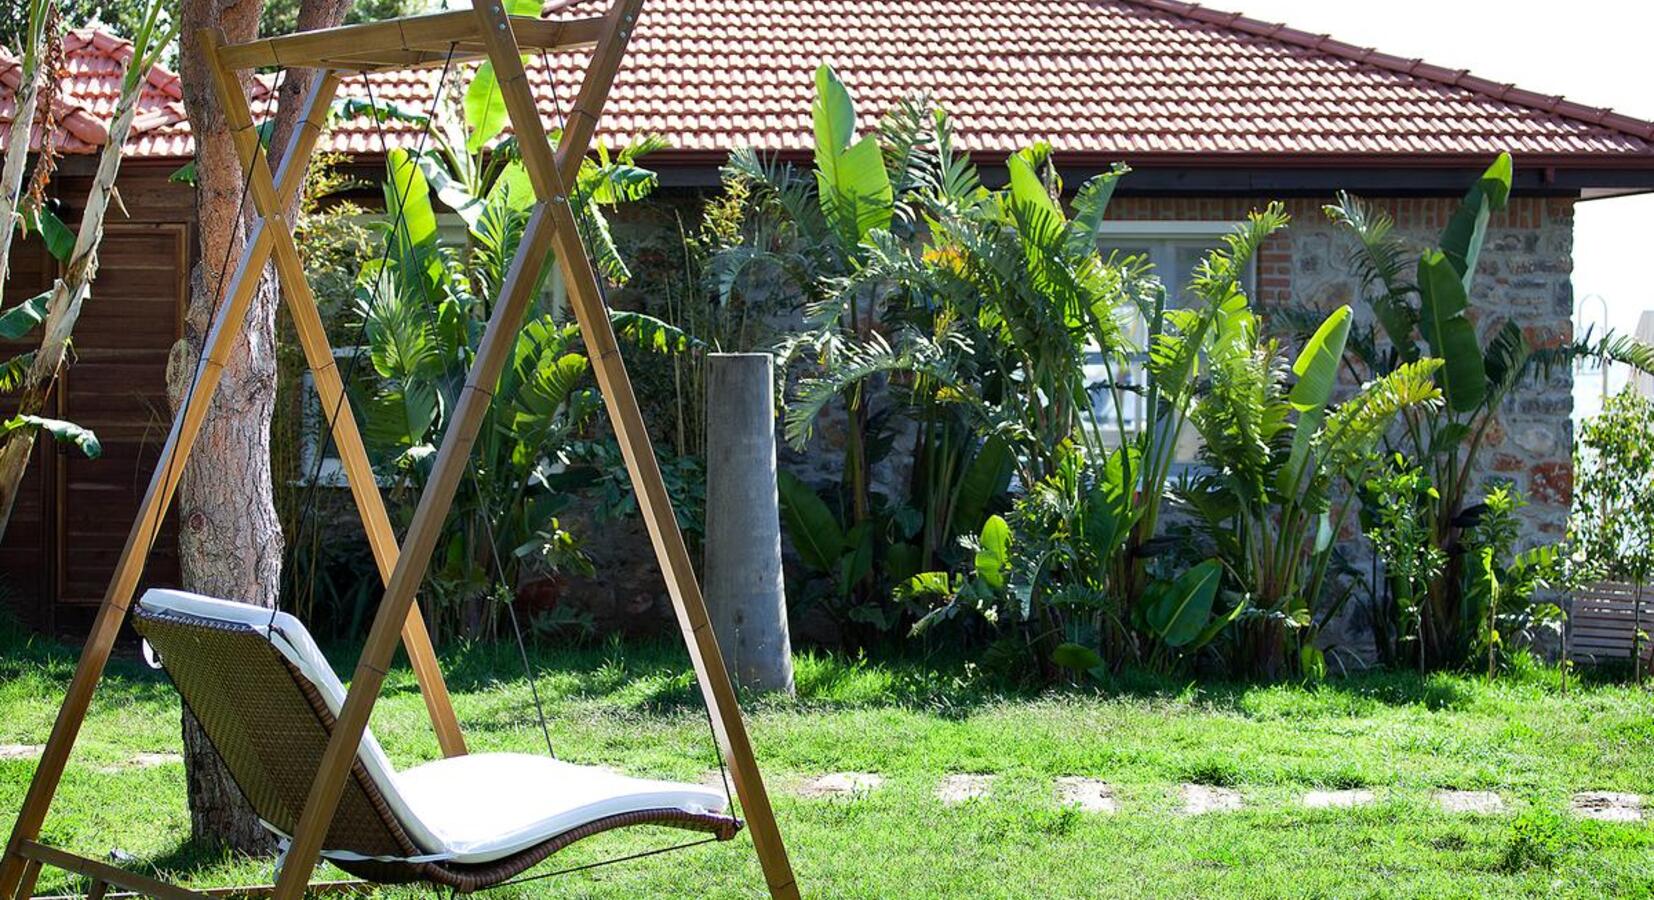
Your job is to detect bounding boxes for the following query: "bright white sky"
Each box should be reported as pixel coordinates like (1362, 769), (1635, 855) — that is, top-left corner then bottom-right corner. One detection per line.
(1228, 0), (1654, 415)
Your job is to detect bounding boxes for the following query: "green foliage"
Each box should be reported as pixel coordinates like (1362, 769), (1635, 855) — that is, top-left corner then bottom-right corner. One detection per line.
(1141, 559), (1227, 648)
(1182, 278), (1443, 676)
(1464, 483), (1562, 678)
(1500, 806), (1570, 873)
(0, 291), (50, 341)
(0, 414), (100, 458)
(337, 91), (680, 640)
(1322, 153), (1653, 669)
(1571, 388), (1654, 586)
(1364, 454), (1447, 671)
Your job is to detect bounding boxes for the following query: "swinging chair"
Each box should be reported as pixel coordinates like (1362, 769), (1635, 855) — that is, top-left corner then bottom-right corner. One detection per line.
(0, 2), (800, 897)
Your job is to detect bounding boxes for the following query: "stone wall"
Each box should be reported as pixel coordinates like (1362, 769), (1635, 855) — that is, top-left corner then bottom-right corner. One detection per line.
(1111, 194), (1576, 656)
(569, 191), (1581, 650)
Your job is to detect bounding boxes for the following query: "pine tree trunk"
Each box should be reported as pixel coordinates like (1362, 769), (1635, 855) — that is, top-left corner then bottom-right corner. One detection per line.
(173, 0), (348, 853)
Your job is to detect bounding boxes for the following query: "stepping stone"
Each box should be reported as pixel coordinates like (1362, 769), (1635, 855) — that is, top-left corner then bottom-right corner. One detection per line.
(1571, 791), (1644, 822)
(936, 774), (994, 805)
(1055, 777), (1119, 813)
(1303, 789), (1375, 809)
(1434, 790), (1505, 814)
(0, 744), (42, 760)
(96, 752), (183, 774)
(1180, 784), (1243, 815)
(798, 772), (884, 799)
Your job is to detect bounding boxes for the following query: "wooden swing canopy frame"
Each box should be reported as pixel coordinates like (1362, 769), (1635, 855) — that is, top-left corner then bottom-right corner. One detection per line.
(0, 2), (800, 897)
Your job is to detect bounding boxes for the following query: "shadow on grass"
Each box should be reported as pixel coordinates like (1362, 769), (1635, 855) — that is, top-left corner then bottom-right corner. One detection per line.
(2, 606), (1629, 725)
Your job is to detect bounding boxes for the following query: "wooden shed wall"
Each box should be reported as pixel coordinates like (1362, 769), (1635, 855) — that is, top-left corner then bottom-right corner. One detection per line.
(0, 161), (191, 635)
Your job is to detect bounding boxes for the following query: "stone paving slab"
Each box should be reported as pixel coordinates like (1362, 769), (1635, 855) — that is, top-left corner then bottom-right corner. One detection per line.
(1570, 791), (1643, 822)
(798, 772), (884, 799)
(1303, 788), (1375, 809)
(1434, 790), (1505, 814)
(1180, 784), (1243, 815)
(1055, 777), (1119, 813)
(936, 774), (995, 805)
(96, 752), (183, 774)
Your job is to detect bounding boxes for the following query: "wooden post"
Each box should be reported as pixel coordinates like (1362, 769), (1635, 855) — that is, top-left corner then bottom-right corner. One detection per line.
(471, 2), (799, 895)
(199, 33), (467, 758)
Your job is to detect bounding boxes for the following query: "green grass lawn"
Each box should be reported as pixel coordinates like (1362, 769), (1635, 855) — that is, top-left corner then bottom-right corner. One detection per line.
(1, 624), (1651, 898)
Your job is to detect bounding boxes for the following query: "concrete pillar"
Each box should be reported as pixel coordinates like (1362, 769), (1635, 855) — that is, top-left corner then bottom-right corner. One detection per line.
(704, 352), (794, 695)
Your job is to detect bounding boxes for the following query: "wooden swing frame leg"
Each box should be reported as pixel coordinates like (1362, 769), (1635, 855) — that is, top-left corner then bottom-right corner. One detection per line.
(0, 39), (462, 900)
(1, 2), (798, 897)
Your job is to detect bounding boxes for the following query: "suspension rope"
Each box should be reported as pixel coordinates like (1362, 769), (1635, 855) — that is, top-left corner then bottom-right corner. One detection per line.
(536, 43), (739, 817)
(276, 47), (461, 638)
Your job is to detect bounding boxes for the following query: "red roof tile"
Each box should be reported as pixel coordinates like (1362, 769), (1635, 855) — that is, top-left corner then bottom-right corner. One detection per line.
(6, 1), (1654, 163)
(0, 28), (186, 155)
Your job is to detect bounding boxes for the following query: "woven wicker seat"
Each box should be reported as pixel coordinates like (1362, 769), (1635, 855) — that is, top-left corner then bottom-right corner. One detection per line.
(131, 590), (741, 893)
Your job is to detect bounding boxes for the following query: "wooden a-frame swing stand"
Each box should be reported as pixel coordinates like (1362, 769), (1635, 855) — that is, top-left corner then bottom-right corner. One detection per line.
(0, 2), (800, 897)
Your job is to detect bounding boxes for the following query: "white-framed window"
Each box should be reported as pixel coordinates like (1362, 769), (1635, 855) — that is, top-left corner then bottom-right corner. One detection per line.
(1085, 221), (1256, 462)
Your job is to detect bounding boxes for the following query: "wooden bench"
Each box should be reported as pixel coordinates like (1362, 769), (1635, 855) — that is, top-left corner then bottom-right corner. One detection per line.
(1568, 582), (1654, 666)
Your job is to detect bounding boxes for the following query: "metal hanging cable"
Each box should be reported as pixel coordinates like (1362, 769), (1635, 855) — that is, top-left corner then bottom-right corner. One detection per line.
(534, 42), (738, 817)
(275, 47), (461, 639)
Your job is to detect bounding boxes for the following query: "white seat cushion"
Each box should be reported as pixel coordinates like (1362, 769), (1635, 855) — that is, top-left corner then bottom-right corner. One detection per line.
(395, 753), (726, 863)
(136, 589), (727, 865)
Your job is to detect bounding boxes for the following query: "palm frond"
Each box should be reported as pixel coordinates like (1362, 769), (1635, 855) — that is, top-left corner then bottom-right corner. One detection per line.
(783, 330), (962, 450)
(1319, 358), (1445, 463)
(1323, 191), (1419, 356)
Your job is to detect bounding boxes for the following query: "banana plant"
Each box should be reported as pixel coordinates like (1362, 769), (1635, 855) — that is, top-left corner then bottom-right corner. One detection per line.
(1180, 250), (1446, 677)
(0, 0), (50, 295)
(348, 110), (691, 639)
(0, 1), (176, 540)
(1327, 153), (1654, 667)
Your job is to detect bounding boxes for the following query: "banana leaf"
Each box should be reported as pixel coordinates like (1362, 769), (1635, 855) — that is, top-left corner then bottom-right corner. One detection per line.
(1416, 250), (1486, 413)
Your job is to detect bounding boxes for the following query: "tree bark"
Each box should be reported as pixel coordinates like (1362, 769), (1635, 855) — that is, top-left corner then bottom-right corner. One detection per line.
(172, 0), (349, 854)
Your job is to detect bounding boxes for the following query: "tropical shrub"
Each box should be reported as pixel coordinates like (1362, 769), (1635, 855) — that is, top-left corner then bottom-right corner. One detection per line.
(711, 67), (1023, 636)
(336, 90), (686, 640)
(1180, 244), (1444, 678)
(1461, 483), (1561, 678)
(1361, 454), (1446, 671)
(1327, 154), (1654, 668)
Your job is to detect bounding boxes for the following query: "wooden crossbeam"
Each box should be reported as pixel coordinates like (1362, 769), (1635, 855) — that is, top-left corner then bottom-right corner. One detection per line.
(17, 842), (365, 899)
(216, 11), (603, 70)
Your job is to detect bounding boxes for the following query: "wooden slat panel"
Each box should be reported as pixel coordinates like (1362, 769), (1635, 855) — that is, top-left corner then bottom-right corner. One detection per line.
(0, 233), (56, 629)
(53, 224), (186, 612)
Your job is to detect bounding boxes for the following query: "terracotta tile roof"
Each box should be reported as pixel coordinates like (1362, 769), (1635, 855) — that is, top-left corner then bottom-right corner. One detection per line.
(0, 28), (186, 155)
(6, 1), (1654, 164)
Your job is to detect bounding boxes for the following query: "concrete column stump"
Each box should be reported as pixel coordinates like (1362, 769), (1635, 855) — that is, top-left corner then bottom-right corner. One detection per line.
(704, 352), (794, 694)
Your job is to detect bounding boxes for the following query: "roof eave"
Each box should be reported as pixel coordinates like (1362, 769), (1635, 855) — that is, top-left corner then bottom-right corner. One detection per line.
(638, 147), (1654, 194)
